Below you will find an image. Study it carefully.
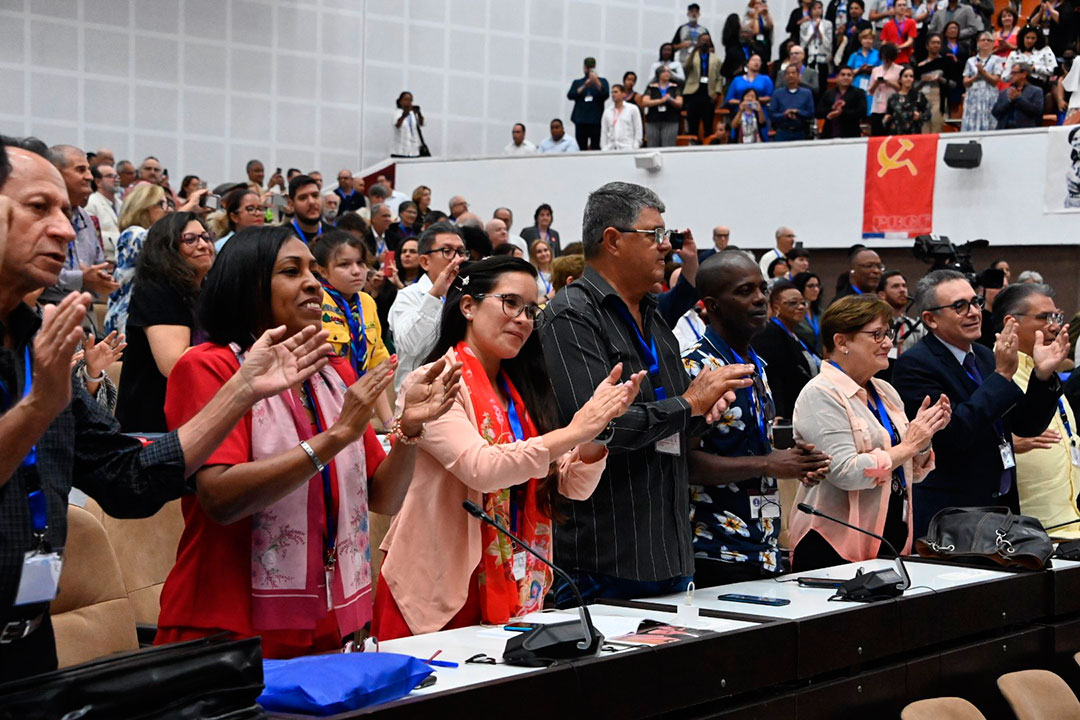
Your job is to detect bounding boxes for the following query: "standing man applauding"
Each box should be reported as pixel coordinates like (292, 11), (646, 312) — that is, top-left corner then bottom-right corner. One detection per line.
(893, 270), (1069, 536)
(567, 58), (610, 151)
(541, 182), (754, 603)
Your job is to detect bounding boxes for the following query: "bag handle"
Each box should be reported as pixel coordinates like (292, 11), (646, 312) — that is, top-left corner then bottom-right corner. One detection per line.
(926, 506), (1014, 537)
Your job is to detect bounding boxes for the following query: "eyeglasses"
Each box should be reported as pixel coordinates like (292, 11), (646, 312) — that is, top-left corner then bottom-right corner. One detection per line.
(179, 232), (212, 246)
(424, 246), (469, 259)
(925, 295), (985, 315)
(157, 199), (170, 211)
(858, 327), (897, 343)
(780, 299), (808, 308)
(337, 176), (351, 182)
(856, 262), (886, 271)
(473, 293), (542, 322)
(1016, 311), (1065, 325)
(615, 227), (675, 245)
(804, 282), (821, 289)
(241, 205), (263, 216)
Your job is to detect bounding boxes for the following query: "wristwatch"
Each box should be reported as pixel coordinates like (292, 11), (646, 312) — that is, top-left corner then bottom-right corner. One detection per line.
(594, 421), (616, 446)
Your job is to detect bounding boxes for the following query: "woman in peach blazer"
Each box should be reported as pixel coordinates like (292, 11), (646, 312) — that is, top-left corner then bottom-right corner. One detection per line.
(790, 296), (950, 571)
(373, 256), (642, 638)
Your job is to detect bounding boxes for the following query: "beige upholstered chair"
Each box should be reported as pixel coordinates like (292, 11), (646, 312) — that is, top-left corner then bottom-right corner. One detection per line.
(998, 669), (1080, 720)
(51, 505), (139, 667)
(901, 697), (987, 720)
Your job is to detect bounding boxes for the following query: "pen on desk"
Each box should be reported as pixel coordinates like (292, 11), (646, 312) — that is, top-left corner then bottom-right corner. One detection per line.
(503, 625), (533, 632)
(424, 649), (459, 668)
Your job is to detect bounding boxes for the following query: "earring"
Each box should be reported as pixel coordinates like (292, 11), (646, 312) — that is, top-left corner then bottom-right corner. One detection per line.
(465, 314), (473, 320)
(844, 348), (850, 355)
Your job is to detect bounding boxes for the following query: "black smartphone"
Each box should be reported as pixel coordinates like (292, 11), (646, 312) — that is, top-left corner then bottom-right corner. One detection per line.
(772, 423), (794, 449)
(200, 193), (221, 211)
(716, 593), (791, 606)
(797, 577), (845, 589)
(795, 240), (804, 249)
(669, 231), (686, 250)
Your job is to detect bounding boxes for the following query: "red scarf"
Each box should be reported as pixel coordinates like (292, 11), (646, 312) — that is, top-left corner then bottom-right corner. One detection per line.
(455, 342), (552, 623)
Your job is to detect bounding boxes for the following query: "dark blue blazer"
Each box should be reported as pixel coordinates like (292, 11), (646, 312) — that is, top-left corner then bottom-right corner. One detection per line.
(566, 77), (610, 125)
(891, 333), (1061, 537)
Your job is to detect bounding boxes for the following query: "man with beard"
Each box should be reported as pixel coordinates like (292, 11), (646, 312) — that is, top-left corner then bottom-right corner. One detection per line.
(683, 252), (829, 586)
(287, 174), (325, 244)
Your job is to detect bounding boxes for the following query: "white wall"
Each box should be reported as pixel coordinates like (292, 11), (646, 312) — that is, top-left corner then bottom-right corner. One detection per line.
(0, 0), (790, 182)
(393, 128), (1079, 249)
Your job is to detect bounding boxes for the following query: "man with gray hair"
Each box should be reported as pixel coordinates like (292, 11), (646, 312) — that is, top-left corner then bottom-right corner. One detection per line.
(364, 202), (399, 258)
(540, 181), (754, 604)
(41, 145), (118, 332)
(758, 226), (797, 275)
(484, 217), (527, 254)
(991, 283), (1080, 538)
(892, 269), (1068, 536)
(992, 63), (1044, 129)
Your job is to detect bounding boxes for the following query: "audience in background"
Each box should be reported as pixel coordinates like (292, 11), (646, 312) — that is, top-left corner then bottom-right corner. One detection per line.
(504, 123), (538, 156)
(105, 182), (168, 335)
(87, 163), (123, 261)
(769, 65), (817, 141)
(754, 280), (821, 419)
(794, 271), (825, 353)
(963, 33), (1008, 131)
(885, 66), (931, 134)
(567, 57), (610, 151)
(642, 67), (685, 148)
(520, 203), (562, 257)
(818, 66), (869, 137)
(392, 92), (424, 158)
(538, 119), (581, 153)
(214, 187), (265, 252)
(993, 62), (1046, 129)
(529, 238), (556, 302)
(683, 33), (723, 138)
(600, 85), (644, 150)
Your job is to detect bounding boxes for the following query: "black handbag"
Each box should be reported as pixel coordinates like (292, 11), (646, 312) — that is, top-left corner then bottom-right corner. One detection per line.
(915, 506), (1054, 571)
(416, 119), (432, 157)
(0, 634), (265, 720)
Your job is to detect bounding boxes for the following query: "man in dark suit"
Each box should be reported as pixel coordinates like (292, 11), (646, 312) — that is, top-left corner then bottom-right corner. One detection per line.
(892, 270), (1068, 537)
(753, 280), (820, 419)
(363, 202), (401, 259)
(817, 66), (868, 138)
(566, 57), (609, 151)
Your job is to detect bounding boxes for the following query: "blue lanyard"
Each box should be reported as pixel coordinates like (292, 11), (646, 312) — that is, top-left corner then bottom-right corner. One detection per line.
(771, 317), (819, 361)
(499, 376), (526, 535)
(828, 361), (906, 489)
(1058, 399), (1074, 440)
(851, 285), (864, 295)
(0, 346), (37, 470)
(684, 314), (702, 340)
(541, 272), (553, 295)
(302, 382), (336, 562)
(805, 310), (820, 336)
(0, 347), (45, 537)
(323, 285), (368, 377)
(718, 337), (770, 448)
(614, 303), (667, 400)
(292, 218), (322, 242)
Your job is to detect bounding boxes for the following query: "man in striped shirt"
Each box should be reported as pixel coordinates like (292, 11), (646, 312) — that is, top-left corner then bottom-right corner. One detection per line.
(540, 182), (753, 604)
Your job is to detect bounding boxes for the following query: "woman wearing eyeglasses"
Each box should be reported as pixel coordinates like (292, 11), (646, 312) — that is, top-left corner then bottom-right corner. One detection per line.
(213, 187), (266, 252)
(373, 256), (644, 639)
(104, 182), (169, 335)
(752, 281), (819, 420)
(114, 212), (215, 432)
(789, 296), (951, 571)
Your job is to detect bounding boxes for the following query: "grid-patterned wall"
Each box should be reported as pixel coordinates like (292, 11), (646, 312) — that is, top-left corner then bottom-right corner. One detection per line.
(0, 0), (789, 184)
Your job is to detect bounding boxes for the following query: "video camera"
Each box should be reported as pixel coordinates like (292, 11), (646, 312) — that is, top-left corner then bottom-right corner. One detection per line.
(912, 234), (989, 280)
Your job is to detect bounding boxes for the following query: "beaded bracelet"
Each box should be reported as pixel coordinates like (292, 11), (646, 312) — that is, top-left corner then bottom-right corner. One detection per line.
(390, 416), (425, 445)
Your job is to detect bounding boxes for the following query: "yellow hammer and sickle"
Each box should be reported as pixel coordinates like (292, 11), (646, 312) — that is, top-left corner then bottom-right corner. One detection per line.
(876, 137), (918, 178)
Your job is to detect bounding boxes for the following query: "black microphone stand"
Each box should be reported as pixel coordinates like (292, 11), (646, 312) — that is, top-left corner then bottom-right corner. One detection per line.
(797, 503), (911, 601)
(462, 500), (603, 666)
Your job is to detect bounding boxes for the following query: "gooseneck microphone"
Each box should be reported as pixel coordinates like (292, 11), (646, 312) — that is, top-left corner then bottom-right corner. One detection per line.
(797, 503), (912, 600)
(462, 500), (603, 666)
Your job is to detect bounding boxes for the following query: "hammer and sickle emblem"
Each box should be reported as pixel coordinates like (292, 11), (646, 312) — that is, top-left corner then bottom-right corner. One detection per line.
(876, 137), (918, 178)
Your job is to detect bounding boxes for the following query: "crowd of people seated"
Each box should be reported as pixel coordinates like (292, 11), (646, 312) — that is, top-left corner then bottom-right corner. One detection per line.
(486, 0), (1079, 155)
(4, 129), (1080, 686)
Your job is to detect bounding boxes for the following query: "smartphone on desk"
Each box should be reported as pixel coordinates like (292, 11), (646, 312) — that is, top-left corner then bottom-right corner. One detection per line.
(796, 577), (845, 589)
(716, 593), (791, 606)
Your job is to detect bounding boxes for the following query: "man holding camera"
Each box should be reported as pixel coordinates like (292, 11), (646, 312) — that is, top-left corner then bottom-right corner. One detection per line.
(567, 58), (610, 151)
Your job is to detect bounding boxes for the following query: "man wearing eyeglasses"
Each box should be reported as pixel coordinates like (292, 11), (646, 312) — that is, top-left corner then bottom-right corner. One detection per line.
(333, 169), (365, 215)
(389, 221), (467, 391)
(448, 195), (469, 223)
(991, 283), (1080, 540)
(540, 182), (755, 604)
(684, 256), (830, 587)
(86, 164), (122, 262)
(893, 269), (1069, 537)
(757, 226), (796, 276)
(832, 246), (884, 304)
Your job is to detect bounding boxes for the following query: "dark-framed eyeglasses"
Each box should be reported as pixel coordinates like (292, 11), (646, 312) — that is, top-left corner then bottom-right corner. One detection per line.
(1016, 310), (1065, 325)
(473, 293), (542, 322)
(780, 299), (808, 308)
(179, 232), (213, 246)
(423, 246), (469, 259)
(858, 327), (897, 343)
(614, 227), (674, 245)
(241, 205), (263, 216)
(925, 295), (985, 315)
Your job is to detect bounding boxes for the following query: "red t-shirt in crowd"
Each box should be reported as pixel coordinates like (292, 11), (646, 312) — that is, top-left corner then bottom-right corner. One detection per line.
(880, 18), (918, 64)
(155, 343), (385, 658)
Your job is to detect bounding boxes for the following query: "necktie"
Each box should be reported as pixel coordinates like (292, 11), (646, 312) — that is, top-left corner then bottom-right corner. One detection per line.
(962, 352), (1012, 495)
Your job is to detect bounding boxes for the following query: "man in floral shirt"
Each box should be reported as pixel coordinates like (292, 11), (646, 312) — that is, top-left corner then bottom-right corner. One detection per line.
(683, 252), (831, 587)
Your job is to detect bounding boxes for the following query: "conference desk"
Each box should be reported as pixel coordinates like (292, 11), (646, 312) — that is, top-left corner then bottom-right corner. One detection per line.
(273, 557), (1080, 719)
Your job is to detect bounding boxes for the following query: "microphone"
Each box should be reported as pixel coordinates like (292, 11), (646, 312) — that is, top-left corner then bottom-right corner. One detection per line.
(462, 500), (603, 666)
(797, 503), (911, 601)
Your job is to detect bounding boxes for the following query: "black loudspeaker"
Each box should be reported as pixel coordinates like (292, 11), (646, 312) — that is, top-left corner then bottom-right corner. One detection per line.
(943, 141), (982, 169)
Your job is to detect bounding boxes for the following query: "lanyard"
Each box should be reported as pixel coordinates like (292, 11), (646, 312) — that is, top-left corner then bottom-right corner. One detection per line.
(499, 376), (526, 536)
(1, 347), (46, 541)
(1058, 399), (1074, 440)
(805, 309), (820, 336)
(323, 284), (368, 376)
(717, 336), (771, 448)
(292, 218), (322, 242)
(302, 382), (336, 565)
(614, 303), (667, 400)
(828, 360), (907, 490)
(0, 346), (37, 470)
(684, 314), (703, 340)
(771, 317), (818, 361)
(540, 272), (553, 295)
(612, 105), (624, 129)
(851, 285), (864, 296)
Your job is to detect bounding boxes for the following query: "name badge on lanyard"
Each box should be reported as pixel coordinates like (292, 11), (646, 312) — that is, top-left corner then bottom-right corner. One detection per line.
(999, 441), (1016, 470)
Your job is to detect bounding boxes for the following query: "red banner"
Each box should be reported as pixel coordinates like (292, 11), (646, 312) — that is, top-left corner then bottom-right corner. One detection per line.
(862, 134), (938, 236)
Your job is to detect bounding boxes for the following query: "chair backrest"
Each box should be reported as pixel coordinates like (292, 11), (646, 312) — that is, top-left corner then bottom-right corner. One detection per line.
(82, 497), (184, 626)
(51, 505), (139, 668)
(1074, 650), (1080, 668)
(998, 669), (1080, 720)
(901, 697), (987, 720)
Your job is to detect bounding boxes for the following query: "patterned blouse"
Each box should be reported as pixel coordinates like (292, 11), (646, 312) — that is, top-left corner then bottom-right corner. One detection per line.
(885, 90), (930, 135)
(104, 225), (148, 336)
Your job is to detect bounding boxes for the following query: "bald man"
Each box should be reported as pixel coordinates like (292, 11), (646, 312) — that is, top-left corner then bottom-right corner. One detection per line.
(484, 217), (527, 254)
(758, 226), (796, 275)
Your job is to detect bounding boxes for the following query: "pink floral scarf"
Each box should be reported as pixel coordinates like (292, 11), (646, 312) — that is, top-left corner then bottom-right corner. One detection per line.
(232, 345), (372, 638)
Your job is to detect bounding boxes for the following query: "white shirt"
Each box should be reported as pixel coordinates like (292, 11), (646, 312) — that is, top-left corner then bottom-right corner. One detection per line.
(85, 191), (121, 261)
(758, 247), (785, 275)
(503, 139), (538, 155)
(392, 110), (423, 157)
(388, 189), (410, 214)
(537, 135), (580, 153)
(506, 236), (529, 254)
(937, 335), (973, 367)
(649, 60), (686, 83)
(672, 309), (707, 354)
(388, 273), (441, 391)
(600, 102), (643, 151)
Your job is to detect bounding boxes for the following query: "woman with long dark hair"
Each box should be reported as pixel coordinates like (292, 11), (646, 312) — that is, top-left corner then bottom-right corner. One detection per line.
(156, 225), (459, 658)
(372, 256), (643, 639)
(214, 186), (265, 251)
(520, 203), (561, 256)
(884, 65), (929, 134)
(114, 212), (214, 432)
(794, 271), (825, 354)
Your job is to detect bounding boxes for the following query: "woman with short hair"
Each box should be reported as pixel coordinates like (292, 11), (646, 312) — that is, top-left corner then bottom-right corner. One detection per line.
(790, 296), (950, 570)
(520, 203), (561, 256)
(962, 32), (1006, 132)
(641, 65), (685, 147)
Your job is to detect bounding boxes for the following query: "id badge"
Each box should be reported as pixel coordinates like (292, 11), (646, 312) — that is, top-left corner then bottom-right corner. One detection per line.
(902, 498), (909, 523)
(14, 550), (63, 606)
(584, 95), (594, 102)
(887, 346), (898, 360)
(658, 105), (667, 112)
(999, 441), (1016, 470)
(1070, 442), (1080, 468)
(749, 493), (781, 519)
(655, 433), (681, 455)
(512, 551), (527, 581)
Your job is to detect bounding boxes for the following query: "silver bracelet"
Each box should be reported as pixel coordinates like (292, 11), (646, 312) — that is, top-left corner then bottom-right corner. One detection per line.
(80, 365), (106, 383)
(299, 440), (325, 473)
